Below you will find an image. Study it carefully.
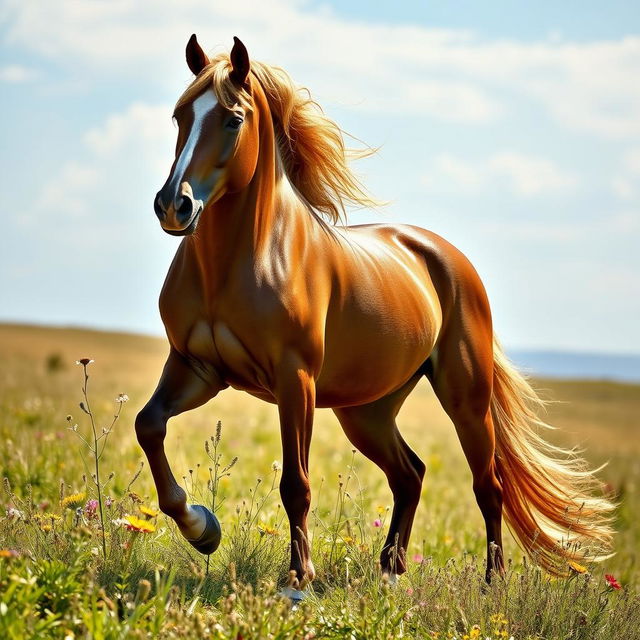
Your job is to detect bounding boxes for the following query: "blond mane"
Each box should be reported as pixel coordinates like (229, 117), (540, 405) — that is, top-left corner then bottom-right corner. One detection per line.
(175, 53), (377, 224)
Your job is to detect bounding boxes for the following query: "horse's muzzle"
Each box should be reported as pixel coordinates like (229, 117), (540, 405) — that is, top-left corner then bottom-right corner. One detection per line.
(154, 182), (203, 235)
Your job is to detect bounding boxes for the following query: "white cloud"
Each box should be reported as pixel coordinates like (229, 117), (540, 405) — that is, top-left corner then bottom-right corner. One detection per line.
(611, 176), (635, 200)
(3, 0), (639, 134)
(35, 163), (100, 219)
(0, 63), (36, 82)
(27, 101), (175, 232)
(488, 152), (578, 196)
(425, 151), (579, 197)
(610, 148), (640, 200)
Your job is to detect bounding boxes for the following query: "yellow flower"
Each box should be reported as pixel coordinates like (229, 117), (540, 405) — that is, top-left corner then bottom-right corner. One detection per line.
(61, 492), (87, 509)
(257, 521), (279, 536)
(123, 515), (156, 533)
(376, 505), (387, 515)
(139, 505), (159, 518)
(568, 560), (589, 574)
(41, 524), (52, 532)
(342, 536), (355, 544)
(490, 613), (509, 625)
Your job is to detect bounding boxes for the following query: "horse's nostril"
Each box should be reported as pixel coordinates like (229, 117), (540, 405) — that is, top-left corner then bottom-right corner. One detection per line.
(154, 193), (166, 219)
(176, 195), (193, 219)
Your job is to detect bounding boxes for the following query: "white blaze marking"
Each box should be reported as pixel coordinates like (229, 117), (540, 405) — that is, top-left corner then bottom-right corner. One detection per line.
(169, 89), (218, 193)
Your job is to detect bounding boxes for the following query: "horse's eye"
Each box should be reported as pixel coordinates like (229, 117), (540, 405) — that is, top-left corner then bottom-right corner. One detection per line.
(227, 115), (243, 130)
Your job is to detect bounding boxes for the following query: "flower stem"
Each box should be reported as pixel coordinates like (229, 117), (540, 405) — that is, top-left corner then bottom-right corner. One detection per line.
(82, 364), (107, 561)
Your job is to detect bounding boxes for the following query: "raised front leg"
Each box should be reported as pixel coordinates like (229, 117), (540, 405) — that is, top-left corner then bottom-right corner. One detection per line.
(135, 349), (227, 551)
(275, 356), (316, 589)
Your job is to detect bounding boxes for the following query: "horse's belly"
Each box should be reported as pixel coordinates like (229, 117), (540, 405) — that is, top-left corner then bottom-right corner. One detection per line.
(315, 287), (441, 407)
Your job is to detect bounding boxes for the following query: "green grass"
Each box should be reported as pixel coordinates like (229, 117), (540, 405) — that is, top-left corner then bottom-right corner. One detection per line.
(0, 323), (638, 639)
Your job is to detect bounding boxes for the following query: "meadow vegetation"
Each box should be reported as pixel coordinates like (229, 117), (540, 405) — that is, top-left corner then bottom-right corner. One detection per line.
(0, 323), (638, 639)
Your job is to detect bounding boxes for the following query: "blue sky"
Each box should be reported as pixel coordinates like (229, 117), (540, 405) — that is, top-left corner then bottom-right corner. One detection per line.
(1, 0), (639, 353)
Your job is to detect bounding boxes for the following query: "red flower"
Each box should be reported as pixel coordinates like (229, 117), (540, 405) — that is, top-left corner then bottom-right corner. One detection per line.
(605, 574), (622, 590)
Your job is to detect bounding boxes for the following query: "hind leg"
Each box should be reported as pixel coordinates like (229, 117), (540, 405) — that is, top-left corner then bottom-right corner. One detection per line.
(428, 317), (505, 582)
(333, 375), (425, 576)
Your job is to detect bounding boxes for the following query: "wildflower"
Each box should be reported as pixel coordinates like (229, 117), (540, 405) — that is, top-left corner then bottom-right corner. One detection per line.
(271, 460), (282, 472)
(123, 515), (156, 533)
(373, 518), (382, 528)
(106, 496), (113, 508)
(568, 560), (589, 574)
(139, 505), (159, 518)
(376, 505), (387, 515)
(5, 507), (24, 520)
(605, 574), (622, 590)
(76, 358), (94, 366)
(61, 492), (86, 509)
(0, 549), (20, 558)
(128, 491), (143, 504)
(406, 587), (414, 595)
(39, 500), (50, 511)
(85, 499), (99, 517)
(412, 553), (424, 563)
(116, 393), (129, 403)
(342, 536), (355, 544)
(257, 521), (279, 536)
(74, 506), (84, 526)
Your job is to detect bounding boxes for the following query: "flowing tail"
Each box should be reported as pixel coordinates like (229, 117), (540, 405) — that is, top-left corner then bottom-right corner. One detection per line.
(491, 339), (615, 575)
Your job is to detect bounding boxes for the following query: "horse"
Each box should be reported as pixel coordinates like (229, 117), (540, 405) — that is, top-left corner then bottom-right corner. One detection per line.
(136, 35), (614, 592)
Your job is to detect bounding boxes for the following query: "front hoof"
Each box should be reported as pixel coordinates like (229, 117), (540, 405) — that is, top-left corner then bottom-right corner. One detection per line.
(185, 505), (221, 555)
(280, 586), (306, 603)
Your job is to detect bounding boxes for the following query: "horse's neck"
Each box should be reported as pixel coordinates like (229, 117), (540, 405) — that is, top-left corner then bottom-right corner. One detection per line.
(190, 129), (313, 288)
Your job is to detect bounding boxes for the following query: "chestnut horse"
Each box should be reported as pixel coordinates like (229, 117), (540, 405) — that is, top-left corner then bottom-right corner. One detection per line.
(136, 35), (613, 591)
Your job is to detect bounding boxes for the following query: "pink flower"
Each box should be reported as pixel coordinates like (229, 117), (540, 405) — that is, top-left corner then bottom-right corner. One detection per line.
(412, 553), (424, 563)
(605, 574), (622, 590)
(406, 587), (414, 595)
(105, 497), (113, 508)
(373, 519), (382, 528)
(85, 499), (99, 517)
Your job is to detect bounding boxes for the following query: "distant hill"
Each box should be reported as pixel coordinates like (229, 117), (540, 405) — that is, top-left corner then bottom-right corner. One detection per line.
(0, 321), (638, 383)
(509, 349), (640, 383)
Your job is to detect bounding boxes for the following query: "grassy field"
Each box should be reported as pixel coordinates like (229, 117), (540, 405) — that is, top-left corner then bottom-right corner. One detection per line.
(0, 322), (638, 639)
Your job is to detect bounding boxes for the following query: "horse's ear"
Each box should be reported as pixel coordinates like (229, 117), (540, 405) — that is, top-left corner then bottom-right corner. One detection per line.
(230, 36), (250, 85)
(186, 34), (209, 76)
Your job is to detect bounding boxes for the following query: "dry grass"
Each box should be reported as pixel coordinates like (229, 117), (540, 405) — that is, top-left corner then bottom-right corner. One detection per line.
(0, 323), (638, 639)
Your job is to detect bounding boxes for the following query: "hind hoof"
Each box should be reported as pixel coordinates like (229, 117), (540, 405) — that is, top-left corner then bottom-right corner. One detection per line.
(185, 505), (221, 555)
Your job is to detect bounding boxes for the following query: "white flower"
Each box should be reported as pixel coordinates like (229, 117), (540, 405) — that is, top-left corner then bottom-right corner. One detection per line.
(271, 460), (282, 472)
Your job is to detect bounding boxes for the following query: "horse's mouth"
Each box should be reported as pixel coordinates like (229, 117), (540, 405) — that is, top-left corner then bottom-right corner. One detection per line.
(162, 206), (202, 237)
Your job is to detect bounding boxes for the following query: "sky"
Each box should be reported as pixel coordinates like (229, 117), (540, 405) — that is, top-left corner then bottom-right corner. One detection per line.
(0, 0), (639, 354)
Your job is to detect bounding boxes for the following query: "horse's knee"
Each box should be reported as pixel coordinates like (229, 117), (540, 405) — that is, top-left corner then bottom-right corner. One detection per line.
(135, 402), (167, 451)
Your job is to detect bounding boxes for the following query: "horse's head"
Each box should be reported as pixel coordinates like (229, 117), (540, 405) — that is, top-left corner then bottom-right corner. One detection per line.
(154, 36), (259, 235)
